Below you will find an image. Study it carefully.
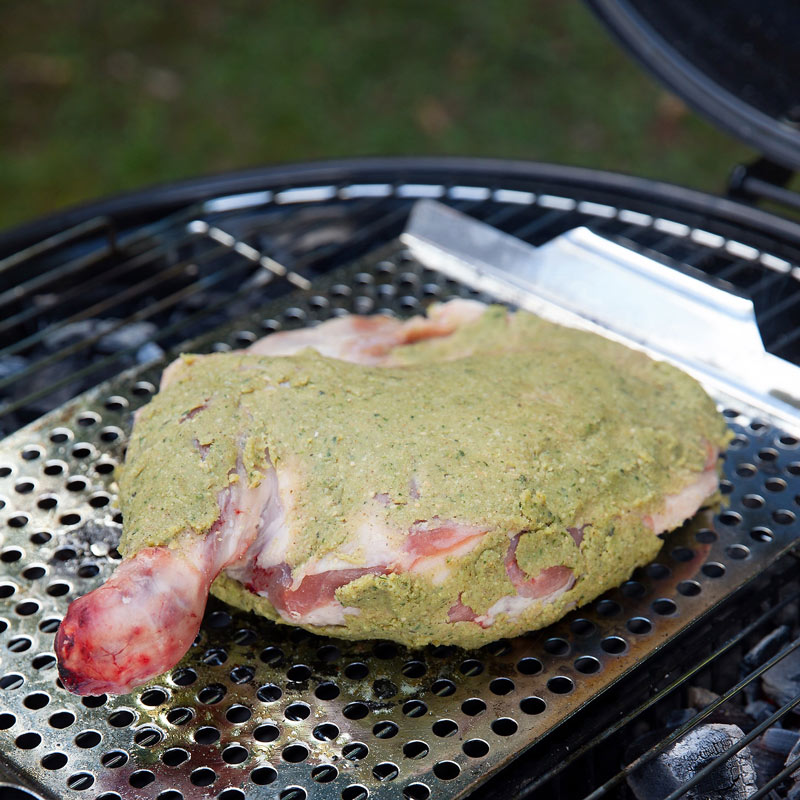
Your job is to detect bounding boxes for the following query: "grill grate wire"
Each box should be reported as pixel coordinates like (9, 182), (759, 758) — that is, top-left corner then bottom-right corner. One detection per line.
(0, 180), (800, 799)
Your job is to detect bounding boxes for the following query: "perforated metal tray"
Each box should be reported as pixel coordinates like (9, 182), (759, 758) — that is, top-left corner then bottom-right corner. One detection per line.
(1, 241), (799, 800)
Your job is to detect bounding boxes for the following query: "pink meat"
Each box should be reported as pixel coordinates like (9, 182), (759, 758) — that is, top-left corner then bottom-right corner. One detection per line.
(246, 563), (390, 620)
(406, 520), (486, 561)
(56, 454), (275, 695)
(504, 533), (575, 599)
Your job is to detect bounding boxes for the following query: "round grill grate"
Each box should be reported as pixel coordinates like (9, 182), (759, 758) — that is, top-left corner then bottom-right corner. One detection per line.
(0, 246), (799, 799)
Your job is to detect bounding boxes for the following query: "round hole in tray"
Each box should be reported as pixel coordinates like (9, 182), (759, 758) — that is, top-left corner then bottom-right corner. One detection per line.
(16, 731), (42, 749)
(434, 760), (461, 781)
(627, 616), (654, 633)
(77, 564), (99, 579)
(702, 562), (726, 578)
(23, 692), (49, 710)
(30, 531), (52, 545)
(373, 762), (399, 782)
(161, 748), (190, 767)
(596, 599), (621, 617)
(229, 665), (254, 684)
(489, 677), (515, 695)
(773, 509), (796, 525)
(225, 704), (251, 724)
(133, 727), (163, 747)
(342, 742), (369, 761)
(403, 740), (430, 760)
(402, 699), (428, 718)
(373, 720), (399, 739)
(520, 696), (547, 715)
(652, 598), (678, 615)
(432, 719), (458, 737)
(344, 701), (369, 720)
(201, 647), (227, 667)
(81, 694), (107, 709)
(671, 547), (695, 563)
(166, 707), (194, 726)
(285, 702), (311, 721)
(403, 782), (430, 800)
(21, 446), (43, 461)
(696, 528), (718, 543)
(601, 636), (627, 655)
(223, 744), (249, 765)
(431, 678), (456, 697)
(0, 713), (15, 730)
(460, 658), (484, 676)
(36, 496), (58, 511)
(402, 660), (426, 678)
(743, 494), (765, 509)
(102, 750), (129, 768)
(107, 710), (135, 728)
(315, 681), (340, 701)
(344, 661), (368, 680)
(197, 683), (226, 704)
(313, 765), (339, 783)
(1, 547), (23, 562)
(172, 667), (197, 687)
(751, 526), (774, 543)
(544, 637), (569, 656)
(190, 767), (216, 787)
(0, 673), (24, 690)
(570, 618), (596, 637)
(49, 711), (74, 729)
(766, 477), (787, 492)
(491, 717), (518, 736)
(279, 788), (306, 800)
(0, 583), (15, 598)
(282, 743), (308, 763)
(729, 435), (748, 450)
(75, 731), (101, 749)
(252, 724), (279, 743)
(66, 772), (94, 791)
(788, 462), (800, 476)
(517, 656), (543, 675)
(259, 646), (284, 667)
(461, 697), (486, 716)
(250, 766), (278, 785)
(727, 544), (751, 560)
(7, 637), (32, 653)
(313, 723), (339, 742)
(257, 683), (282, 703)
(43, 461), (65, 476)
(547, 676), (574, 695)
(287, 663), (311, 681)
(758, 448), (779, 462)
(736, 463), (757, 477)
(140, 688), (168, 707)
(463, 738), (490, 758)
(15, 601), (40, 616)
(31, 654), (56, 670)
(41, 751), (68, 770)
(14, 480), (35, 494)
(575, 656), (602, 674)
(194, 727), (221, 745)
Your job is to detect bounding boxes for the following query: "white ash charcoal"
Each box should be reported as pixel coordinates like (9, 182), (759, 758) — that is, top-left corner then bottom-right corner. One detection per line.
(0, 355), (28, 380)
(744, 627), (792, 671)
(688, 686), (720, 709)
(97, 321), (158, 354)
(752, 727), (800, 787)
(627, 724), (757, 800)
(761, 646), (800, 710)
(136, 342), (164, 365)
(744, 625), (792, 703)
(44, 319), (116, 350)
(746, 699), (779, 726)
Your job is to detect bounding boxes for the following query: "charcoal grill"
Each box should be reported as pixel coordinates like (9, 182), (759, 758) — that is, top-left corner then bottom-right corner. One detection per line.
(3, 4), (800, 800)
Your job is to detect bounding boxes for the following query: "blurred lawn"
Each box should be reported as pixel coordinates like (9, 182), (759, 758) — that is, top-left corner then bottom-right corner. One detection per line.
(0, 1), (752, 230)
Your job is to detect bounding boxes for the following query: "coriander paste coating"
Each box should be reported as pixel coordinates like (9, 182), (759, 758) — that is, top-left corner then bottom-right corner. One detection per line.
(119, 307), (729, 647)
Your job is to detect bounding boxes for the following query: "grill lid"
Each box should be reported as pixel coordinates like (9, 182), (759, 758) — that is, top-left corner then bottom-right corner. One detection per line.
(588, 0), (800, 171)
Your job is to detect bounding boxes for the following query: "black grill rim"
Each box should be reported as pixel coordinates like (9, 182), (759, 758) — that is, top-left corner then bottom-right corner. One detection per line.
(3, 156), (800, 258)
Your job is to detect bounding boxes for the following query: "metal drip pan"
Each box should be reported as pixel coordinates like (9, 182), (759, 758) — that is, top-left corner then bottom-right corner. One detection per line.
(1, 241), (799, 800)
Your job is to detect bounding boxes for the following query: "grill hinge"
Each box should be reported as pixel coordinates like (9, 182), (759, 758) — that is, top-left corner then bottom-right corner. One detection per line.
(728, 156), (800, 214)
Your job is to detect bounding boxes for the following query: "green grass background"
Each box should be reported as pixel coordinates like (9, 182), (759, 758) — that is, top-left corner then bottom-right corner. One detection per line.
(0, 1), (753, 230)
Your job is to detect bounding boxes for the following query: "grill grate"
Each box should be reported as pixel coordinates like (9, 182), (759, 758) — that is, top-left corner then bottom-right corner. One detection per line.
(1, 176), (800, 799)
(0, 243), (799, 799)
